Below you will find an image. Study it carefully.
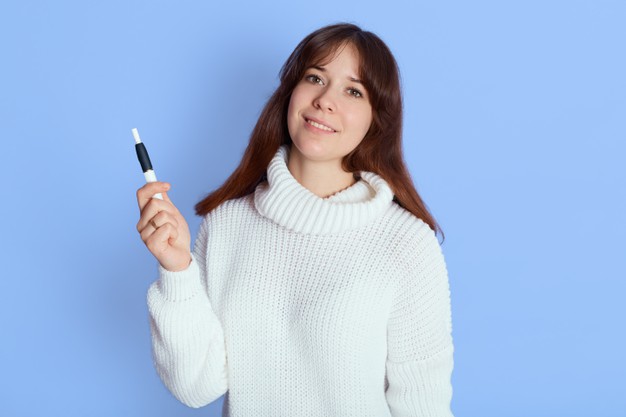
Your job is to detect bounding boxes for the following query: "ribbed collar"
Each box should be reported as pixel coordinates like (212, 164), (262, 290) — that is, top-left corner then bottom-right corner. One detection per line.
(254, 144), (394, 235)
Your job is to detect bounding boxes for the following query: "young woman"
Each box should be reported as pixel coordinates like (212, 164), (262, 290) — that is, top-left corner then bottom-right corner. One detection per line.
(136, 23), (454, 417)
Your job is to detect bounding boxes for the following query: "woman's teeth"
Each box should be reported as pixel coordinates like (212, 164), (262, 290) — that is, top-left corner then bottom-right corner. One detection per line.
(307, 119), (334, 132)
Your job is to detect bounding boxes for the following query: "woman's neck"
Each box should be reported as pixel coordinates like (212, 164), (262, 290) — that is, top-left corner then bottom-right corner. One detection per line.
(287, 146), (357, 199)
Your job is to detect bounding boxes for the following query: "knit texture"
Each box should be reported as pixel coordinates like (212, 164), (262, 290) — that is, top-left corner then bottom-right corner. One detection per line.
(147, 144), (454, 416)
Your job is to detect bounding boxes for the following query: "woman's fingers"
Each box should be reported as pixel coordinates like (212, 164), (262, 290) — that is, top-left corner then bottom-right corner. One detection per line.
(144, 223), (180, 256)
(136, 205), (180, 234)
(137, 182), (171, 211)
(136, 196), (180, 233)
(151, 210), (179, 230)
(139, 215), (180, 241)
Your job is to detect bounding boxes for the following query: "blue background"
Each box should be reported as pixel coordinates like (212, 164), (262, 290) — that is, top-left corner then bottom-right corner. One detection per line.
(1, 0), (624, 416)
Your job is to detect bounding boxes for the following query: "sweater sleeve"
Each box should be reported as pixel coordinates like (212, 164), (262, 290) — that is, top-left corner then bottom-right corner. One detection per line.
(146, 214), (228, 408)
(385, 223), (454, 417)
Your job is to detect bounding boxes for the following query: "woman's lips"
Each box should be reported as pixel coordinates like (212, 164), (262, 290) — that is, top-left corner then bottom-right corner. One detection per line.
(305, 117), (336, 132)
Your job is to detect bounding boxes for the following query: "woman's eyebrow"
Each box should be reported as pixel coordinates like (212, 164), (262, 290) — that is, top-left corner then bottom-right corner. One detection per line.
(309, 66), (363, 84)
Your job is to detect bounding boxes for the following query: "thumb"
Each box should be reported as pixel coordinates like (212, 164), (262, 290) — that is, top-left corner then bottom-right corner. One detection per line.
(160, 183), (172, 202)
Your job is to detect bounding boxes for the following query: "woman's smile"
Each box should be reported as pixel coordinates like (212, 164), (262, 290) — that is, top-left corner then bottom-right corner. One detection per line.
(304, 117), (336, 133)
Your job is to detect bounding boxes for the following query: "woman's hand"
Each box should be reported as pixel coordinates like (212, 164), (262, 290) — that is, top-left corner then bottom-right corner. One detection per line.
(136, 182), (192, 272)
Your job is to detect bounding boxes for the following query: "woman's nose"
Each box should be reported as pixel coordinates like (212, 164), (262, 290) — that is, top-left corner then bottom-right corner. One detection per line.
(313, 88), (336, 112)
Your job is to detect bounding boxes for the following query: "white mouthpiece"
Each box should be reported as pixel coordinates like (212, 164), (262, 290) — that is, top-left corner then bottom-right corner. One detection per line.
(131, 128), (142, 144)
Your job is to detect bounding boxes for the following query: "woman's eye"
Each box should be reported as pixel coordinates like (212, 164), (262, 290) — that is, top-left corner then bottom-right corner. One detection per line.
(348, 88), (363, 98)
(305, 74), (323, 85)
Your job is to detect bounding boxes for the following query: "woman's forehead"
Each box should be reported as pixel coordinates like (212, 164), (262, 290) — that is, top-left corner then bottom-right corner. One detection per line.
(307, 42), (364, 74)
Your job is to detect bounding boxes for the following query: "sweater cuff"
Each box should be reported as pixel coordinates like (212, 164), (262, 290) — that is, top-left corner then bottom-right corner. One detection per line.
(156, 254), (203, 301)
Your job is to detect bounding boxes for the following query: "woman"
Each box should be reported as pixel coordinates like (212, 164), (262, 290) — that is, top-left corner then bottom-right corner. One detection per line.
(136, 23), (454, 417)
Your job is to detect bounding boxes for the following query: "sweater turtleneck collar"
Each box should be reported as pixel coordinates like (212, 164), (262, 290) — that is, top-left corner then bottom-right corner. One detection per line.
(253, 144), (394, 235)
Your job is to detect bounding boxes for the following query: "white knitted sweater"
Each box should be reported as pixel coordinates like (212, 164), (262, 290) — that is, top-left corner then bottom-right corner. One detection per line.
(147, 144), (454, 416)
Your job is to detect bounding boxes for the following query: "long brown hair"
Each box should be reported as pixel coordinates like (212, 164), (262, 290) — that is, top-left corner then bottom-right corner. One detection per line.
(195, 23), (444, 243)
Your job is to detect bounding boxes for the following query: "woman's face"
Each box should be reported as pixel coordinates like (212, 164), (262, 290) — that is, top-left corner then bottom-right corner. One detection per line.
(287, 43), (373, 164)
